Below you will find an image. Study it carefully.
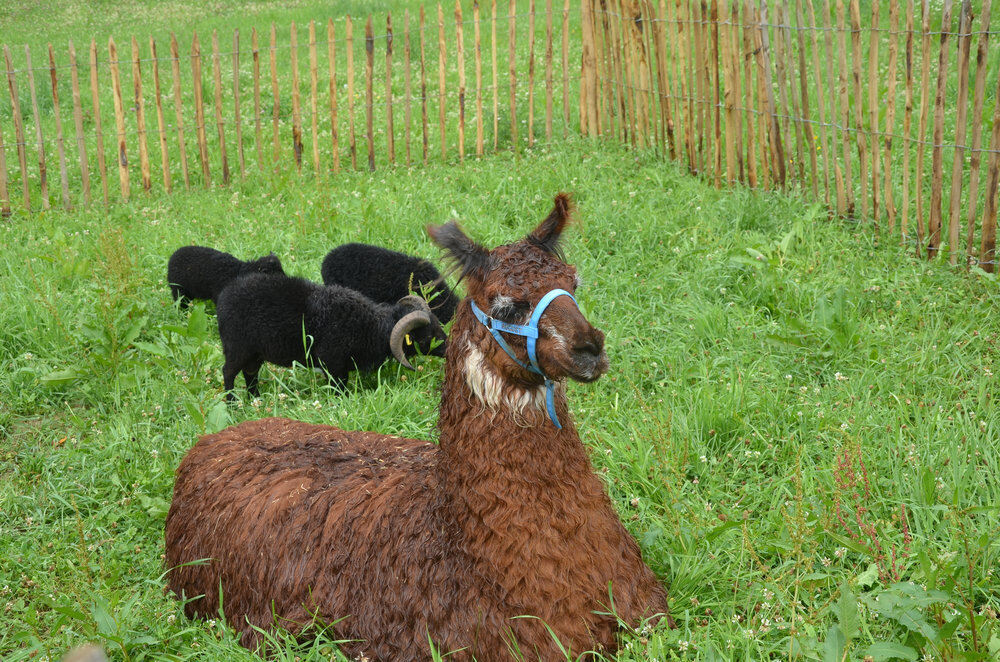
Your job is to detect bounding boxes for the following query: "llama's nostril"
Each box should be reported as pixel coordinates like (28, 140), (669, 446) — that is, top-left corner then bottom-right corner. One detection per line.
(573, 333), (604, 356)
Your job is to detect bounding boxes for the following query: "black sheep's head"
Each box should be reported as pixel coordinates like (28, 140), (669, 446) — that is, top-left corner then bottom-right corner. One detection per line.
(389, 295), (448, 369)
(246, 253), (285, 275)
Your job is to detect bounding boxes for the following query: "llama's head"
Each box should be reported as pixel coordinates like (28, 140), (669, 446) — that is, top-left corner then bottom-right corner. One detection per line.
(428, 194), (608, 397)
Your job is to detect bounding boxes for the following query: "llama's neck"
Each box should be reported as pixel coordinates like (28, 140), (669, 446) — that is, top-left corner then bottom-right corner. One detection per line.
(436, 320), (591, 479)
(435, 311), (608, 534)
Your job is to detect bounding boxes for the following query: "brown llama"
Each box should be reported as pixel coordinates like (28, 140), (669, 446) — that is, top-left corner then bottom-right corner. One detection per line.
(164, 193), (672, 660)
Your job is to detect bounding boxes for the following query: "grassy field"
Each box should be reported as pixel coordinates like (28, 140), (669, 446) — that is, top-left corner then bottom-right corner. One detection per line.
(2, 133), (999, 660)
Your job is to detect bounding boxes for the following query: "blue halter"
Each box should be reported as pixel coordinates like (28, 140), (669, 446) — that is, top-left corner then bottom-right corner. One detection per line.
(469, 289), (577, 429)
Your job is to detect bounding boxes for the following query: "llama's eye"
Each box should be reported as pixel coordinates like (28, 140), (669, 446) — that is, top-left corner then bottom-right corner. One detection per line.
(490, 297), (527, 321)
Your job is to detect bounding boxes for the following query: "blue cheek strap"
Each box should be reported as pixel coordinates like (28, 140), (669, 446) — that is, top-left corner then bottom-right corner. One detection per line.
(469, 289), (577, 429)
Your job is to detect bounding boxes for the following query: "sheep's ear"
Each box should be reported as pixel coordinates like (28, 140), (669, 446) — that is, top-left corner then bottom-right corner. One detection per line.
(427, 221), (490, 281)
(527, 192), (573, 255)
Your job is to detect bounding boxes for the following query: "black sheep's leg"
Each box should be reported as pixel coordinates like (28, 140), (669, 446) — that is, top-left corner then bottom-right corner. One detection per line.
(243, 360), (264, 397)
(328, 373), (349, 393)
(170, 285), (190, 309)
(320, 359), (349, 393)
(222, 357), (242, 401)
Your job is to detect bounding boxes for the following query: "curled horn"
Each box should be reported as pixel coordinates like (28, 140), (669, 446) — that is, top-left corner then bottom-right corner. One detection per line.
(398, 294), (432, 314)
(390, 306), (432, 370)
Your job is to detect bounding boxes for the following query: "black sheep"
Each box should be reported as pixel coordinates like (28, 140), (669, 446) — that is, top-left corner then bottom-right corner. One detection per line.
(167, 245), (284, 307)
(216, 272), (447, 397)
(320, 243), (460, 323)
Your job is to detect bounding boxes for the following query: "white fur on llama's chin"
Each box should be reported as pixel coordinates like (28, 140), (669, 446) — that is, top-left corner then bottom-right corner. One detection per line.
(463, 342), (562, 421)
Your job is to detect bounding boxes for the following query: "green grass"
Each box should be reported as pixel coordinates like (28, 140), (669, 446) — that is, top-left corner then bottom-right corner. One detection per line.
(2, 135), (999, 660)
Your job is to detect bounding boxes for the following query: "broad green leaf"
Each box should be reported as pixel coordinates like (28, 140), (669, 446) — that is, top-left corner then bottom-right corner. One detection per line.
(121, 313), (148, 345)
(91, 600), (118, 638)
(855, 563), (879, 590)
(920, 467), (936, 505)
(41, 368), (85, 386)
(864, 641), (918, 661)
(705, 520), (741, 543)
(183, 401), (205, 426)
(837, 581), (859, 640)
(822, 624), (846, 662)
(206, 400), (231, 433)
(133, 341), (166, 356)
(824, 531), (869, 556)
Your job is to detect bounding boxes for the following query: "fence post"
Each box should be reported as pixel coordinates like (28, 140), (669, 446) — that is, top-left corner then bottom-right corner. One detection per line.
(710, 0), (721, 185)
(365, 16), (376, 171)
(108, 38), (131, 200)
(438, 4), (448, 160)
(900, 0), (915, 244)
(290, 23), (304, 172)
(947, 0), (973, 265)
(545, 0), (554, 141)
(866, 1), (880, 226)
(964, 0), (993, 258)
(234, 30), (246, 178)
(24, 47), (51, 209)
(527, 0), (535, 146)
(5, 46), (31, 210)
(494, 0), (501, 147)
(509, 0), (519, 148)
(741, 1), (760, 187)
(387, 13), (396, 164)
(191, 32), (210, 186)
(420, 7), (429, 163)
(150, 37), (172, 193)
(913, 0), (932, 253)
(654, 0), (674, 157)
(252, 28), (264, 168)
(719, 0), (736, 184)
(328, 19), (341, 173)
(977, 70), (1000, 270)
(834, 1), (852, 214)
(68, 41), (91, 206)
(806, 0), (830, 204)
(47, 45), (71, 209)
(169, 34), (190, 188)
(794, 0), (817, 198)
(404, 11), (413, 164)
(346, 16), (357, 169)
(475, 2), (485, 155)
(132, 37), (152, 192)
(754, 3), (784, 187)
(456, 2), (466, 159)
(927, 0), (954, 258)
(309, 21), (320, 173)
(882, 0), (900, 234)
(90, 40), (110, 203)
(269, 25), (280, 165)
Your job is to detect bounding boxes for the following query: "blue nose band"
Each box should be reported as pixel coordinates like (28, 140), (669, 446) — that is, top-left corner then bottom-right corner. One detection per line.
(469, 289), (577, 429)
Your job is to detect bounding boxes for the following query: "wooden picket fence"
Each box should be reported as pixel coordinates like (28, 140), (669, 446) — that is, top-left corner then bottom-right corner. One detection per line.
(6, 0), (1000, 273)
(0, 1), (580, 217)
(579, 0), (1000, 270)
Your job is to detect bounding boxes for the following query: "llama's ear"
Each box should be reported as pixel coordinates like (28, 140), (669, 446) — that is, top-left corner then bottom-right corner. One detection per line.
(427, 221), (491, 281)
(528, 192), (574, 255)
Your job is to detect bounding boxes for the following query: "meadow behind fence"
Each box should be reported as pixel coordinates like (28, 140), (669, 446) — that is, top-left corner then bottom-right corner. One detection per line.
(2, 0), (1000, 271)
(580, 0), (1000, 269)
(0, 0), (581, 216)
